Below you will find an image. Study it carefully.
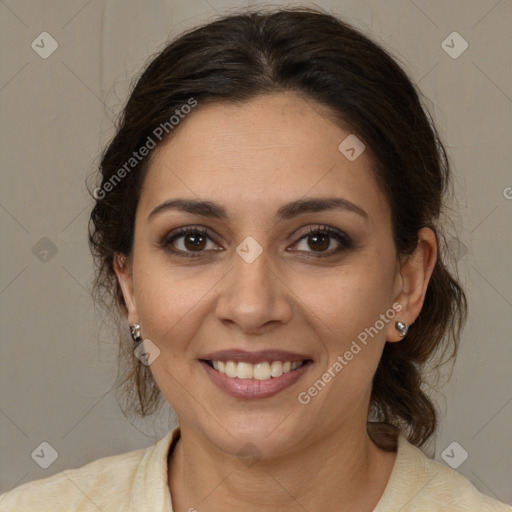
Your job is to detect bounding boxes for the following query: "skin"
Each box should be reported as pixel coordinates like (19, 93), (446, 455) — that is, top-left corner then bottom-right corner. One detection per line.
(114, 91), (437, 512)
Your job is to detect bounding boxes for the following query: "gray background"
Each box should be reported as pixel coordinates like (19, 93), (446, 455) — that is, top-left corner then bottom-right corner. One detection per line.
(1, 0), (511, 504)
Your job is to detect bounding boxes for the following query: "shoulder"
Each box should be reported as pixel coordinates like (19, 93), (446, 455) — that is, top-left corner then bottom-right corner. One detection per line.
(0, 431), (173, 512)
(414, 457), (511, 511)
(375, 434), (511, 511)
(0, 447), (145, 511)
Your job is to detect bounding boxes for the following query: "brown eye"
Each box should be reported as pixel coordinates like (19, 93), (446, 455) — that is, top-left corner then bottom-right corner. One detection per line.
(183, 232), (207, 251)
(306, 233), (330, 252)
(162, 227), (220, 257)
(291, 226), (353, 256)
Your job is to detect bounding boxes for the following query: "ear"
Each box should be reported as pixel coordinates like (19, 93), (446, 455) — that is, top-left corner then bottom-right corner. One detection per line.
(386, 227), (437, 342)
(113, 252), (138, 324)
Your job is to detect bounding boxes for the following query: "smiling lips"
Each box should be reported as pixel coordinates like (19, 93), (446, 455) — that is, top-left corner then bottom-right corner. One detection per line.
(200, 349), (313, 399)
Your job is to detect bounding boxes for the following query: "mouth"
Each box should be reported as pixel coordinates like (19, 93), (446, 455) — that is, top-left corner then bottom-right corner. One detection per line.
(198, 350), (314, 399)
(201, 359), (312, 380)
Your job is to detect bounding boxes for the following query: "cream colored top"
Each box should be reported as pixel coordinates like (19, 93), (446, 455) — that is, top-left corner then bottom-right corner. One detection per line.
(0, 426), (510, 511)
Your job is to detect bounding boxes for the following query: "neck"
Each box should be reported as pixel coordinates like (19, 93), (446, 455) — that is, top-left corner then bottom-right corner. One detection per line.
(168, 421), (397, 512)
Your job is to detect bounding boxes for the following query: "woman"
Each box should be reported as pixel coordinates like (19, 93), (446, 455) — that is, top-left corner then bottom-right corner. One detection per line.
(1, 7), (510, 512)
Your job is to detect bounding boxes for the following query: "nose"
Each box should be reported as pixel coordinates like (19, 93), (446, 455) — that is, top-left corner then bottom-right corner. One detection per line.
(214, 249), (293, 334)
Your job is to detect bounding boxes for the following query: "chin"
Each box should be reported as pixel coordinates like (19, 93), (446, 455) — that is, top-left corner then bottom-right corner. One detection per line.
(198, 411), (307, 460)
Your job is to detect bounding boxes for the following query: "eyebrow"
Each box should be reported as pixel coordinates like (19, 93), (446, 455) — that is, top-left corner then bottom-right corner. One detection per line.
(147, 197), (369, 223)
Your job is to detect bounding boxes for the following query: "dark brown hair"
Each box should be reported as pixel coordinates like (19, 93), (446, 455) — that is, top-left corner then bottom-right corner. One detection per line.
(88, 6), (467, 450)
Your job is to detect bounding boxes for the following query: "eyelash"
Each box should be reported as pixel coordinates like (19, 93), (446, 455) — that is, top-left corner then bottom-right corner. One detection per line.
(160, 225), (353, 259)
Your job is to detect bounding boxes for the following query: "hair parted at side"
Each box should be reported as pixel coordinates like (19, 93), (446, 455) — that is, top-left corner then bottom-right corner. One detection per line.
(88, 6), (467, 450)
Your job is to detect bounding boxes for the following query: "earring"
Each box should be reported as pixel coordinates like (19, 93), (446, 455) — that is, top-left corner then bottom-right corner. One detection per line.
(129, 323), (142, 343)
(395, 321), (408, 337)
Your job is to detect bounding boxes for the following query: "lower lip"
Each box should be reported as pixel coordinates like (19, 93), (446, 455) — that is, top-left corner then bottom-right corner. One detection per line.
(200, 360), (312, 399)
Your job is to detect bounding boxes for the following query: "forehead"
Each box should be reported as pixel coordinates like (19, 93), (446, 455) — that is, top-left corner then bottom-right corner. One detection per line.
(139, 92), (389, 226)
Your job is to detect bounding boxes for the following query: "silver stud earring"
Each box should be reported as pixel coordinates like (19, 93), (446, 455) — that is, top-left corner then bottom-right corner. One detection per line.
(129, 323), (142, 343)
(395, 321), (408, 337)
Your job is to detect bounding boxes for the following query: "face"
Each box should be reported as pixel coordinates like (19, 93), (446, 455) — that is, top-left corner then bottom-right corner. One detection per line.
(115, 92), (421, 459)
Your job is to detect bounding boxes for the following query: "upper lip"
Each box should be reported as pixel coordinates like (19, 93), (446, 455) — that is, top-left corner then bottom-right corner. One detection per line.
(200, 349), (312, 364)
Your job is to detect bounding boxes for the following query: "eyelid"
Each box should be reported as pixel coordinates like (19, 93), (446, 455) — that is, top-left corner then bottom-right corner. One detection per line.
(288, 225), (353, 254)
(162, 225), (214, 242)
(292, 224), (352, 243)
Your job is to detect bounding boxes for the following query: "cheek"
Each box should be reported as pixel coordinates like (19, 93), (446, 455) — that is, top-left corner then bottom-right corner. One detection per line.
(131, 259), (215, 349)
(292, 254), (396, 337)
(287, 250), (396, 392)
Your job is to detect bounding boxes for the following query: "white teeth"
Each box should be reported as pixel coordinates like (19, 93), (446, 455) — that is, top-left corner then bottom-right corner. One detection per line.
(225, 361), (237, 378)
(210, 360), (306, 379)
(237, 362), (253, 379)
(253, 362), (271, 380)
(270, 361), (283, 377)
